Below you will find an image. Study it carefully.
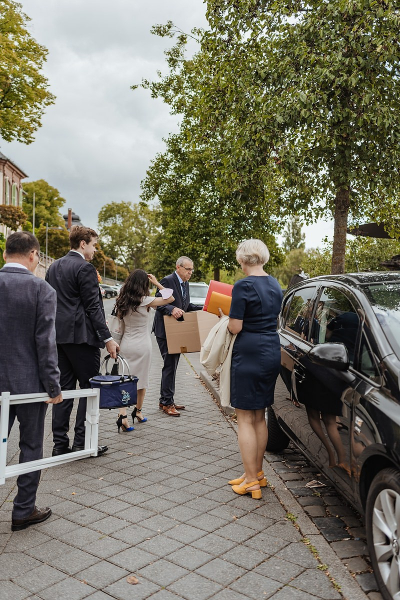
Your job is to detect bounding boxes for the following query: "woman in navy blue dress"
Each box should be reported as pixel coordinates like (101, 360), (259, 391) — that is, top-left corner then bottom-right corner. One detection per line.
(227, 239), (282, 499)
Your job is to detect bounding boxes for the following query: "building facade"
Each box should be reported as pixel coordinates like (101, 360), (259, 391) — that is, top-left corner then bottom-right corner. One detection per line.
(0, 151), (28, 238)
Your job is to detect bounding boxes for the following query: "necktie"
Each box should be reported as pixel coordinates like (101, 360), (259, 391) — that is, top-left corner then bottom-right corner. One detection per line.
(181, 282), (187, 301)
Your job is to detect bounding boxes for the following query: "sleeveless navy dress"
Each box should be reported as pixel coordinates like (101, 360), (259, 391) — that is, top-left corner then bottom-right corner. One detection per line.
(229, 275), (283, 410)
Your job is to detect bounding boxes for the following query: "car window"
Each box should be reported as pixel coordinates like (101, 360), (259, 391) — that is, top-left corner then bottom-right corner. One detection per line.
(285, 287), (317, 339)
(358, 332), (381, 383)
(315, 287), (360, 363)
(189, 284), (208, 299)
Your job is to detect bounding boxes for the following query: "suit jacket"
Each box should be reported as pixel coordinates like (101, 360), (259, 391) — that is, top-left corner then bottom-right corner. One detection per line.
(46, 251), (110, 347)
(152, 272), (202, 339)
(0, 266), (61, 397)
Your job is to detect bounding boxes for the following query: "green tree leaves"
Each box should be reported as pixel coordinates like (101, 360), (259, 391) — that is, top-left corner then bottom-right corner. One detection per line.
(0, 0), (55, 144)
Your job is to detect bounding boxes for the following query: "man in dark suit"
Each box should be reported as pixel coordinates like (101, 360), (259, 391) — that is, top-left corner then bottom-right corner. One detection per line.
(0, 231), (63, 531)
(152, 256), (202, 416)
(46, 226), (119, 456)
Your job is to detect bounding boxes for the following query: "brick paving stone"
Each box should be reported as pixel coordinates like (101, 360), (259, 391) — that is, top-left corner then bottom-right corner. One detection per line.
(109, 546), (157, 570)
(168, 546), (214, 570)
(0, 580), (30, 600)
(331, 539), (369, 558)
(47, 548), (100, 575)
(356, 572), (379, 592)
(138, 558), (189, 586)
(115, 505), (155, 523)
(191, 533), (237, 556)
(14, 564), (67, 593)
(186, 513), (229, 533)
(367, 593), (384, 600)
(230, 571), (282, 600)
(255, 556), (305, 583)
(84, 592), (115, 600)
(168, 572), (223, 600)
(343, 556), (370, 573)
(195, 557), (246, 586)
(216, 522), (257, 543)
(269, 587), (320, 599)
(290, 569), (342, 599)
(136, 533), (184, 557)
(58, 526), (102, 549)
(150, 591), (187, 600)
(103, 576), (160, 600)
(304, 505), (327, 517)
(34, 516), (81, 536)
(25, 538), (72, 561)
(39, 577), (96, 600)
(81, 536), (129, 559)
(275, 542), (318, 568)
(244, 532), (289, 555)
(166, 523), (207, 544)
(163, 505), (202, 523)
(89, 516), (129, 534)
(76, 561), (129, 589)
(211, 589), (251, 600)
(3, 529), (51, 553)
(110, 523), (156, 545)
(139, 514), (178, 533)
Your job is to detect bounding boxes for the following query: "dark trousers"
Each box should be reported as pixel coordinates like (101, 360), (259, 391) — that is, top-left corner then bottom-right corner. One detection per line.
(156, 337), (180, 406)
(52, 343), (100, 450)
(8, 402), (47, 518)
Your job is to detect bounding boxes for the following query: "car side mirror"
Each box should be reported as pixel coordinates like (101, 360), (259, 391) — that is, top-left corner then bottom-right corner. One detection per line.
(308, 343), (350, 371)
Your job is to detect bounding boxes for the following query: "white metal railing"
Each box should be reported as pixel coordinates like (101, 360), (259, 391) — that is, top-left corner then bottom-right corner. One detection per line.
(0, 388), (100, 485)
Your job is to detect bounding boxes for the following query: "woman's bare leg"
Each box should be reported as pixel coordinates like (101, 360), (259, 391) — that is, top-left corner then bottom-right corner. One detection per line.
(136, 389), (146, 412)
(236, 409), (260, 487)
(254, 409), (268, 473)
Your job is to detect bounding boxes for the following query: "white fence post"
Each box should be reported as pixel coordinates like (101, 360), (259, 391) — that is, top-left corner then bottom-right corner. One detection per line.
(0, 392), (10, 485)
(0, 388), (100, 484)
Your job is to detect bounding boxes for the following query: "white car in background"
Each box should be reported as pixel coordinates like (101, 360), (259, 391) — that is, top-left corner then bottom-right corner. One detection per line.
(188, 282), (209, 307)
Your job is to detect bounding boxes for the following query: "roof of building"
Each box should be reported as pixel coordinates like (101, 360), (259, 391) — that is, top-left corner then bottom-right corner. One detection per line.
(0, 151), (28, 178)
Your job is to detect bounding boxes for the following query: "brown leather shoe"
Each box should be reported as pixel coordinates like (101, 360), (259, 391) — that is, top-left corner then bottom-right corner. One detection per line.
(12, 506), (52, 531)
(173, 404), (185, 410)
(162, 405), (180, 417)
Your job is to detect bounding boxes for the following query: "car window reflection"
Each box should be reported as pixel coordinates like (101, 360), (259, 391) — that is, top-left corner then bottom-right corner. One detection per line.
(285, 287), (316, 339)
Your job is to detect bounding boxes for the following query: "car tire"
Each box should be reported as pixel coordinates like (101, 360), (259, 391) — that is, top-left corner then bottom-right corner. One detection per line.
(366, 467), (400, 600)
(105, 292), (111, 299)
(266, 406), (290, 452)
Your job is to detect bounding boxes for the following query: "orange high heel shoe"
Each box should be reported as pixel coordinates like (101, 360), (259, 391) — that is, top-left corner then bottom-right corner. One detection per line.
(232, 480), (262, 499)
(229, 471), (267, 487)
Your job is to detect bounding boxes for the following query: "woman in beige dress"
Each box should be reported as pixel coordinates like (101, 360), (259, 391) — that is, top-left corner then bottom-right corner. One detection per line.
(114, 269), (174, 432)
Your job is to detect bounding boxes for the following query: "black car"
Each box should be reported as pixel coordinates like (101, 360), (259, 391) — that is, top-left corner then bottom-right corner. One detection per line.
(99, 284), (118, 299)
(268, 272), (400, 600)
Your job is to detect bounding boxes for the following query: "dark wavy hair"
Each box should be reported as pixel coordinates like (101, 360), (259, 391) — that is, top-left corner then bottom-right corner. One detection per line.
(115, 269), (149, 318)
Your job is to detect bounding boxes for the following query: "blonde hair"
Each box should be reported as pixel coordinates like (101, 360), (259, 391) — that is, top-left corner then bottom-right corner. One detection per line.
(236, 239), (270, 266)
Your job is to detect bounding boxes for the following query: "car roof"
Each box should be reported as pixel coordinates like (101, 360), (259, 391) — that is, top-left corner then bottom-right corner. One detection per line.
(296, 272), (400, 291)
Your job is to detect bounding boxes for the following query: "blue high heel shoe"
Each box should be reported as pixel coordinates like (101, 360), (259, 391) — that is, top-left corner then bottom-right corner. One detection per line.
(132, 407), (147, 424)
(116, 414), (134, 432)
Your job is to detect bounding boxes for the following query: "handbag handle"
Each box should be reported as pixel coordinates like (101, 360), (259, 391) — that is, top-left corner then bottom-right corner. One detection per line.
(100, 353), (131, 377)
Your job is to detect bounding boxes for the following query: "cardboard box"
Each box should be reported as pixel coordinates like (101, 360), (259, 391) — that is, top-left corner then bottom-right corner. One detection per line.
(164, 311), (219, 354)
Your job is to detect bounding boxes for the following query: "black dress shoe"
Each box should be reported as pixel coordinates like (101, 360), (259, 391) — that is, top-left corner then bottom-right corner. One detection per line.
(52, 446), (71, 456)
(71, 444), (108, 456)
(12, 506), (52, 531)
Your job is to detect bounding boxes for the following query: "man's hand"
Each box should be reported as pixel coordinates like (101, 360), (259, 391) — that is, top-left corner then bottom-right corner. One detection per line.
(171, 307), (184, 320)
(106, 339), (120, 359)
(46, 393), (63, 405)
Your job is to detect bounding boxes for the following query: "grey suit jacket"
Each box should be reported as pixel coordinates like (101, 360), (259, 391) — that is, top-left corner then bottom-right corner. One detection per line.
(0, 266), (61, 397)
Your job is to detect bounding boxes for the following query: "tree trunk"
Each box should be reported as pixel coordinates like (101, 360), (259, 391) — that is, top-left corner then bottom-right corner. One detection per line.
(213, 267), (220, 281)
(331, 188), (350, 274)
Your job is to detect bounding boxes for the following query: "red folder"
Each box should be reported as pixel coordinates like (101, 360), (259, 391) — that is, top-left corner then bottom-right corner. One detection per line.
(203, 280), (233, 311)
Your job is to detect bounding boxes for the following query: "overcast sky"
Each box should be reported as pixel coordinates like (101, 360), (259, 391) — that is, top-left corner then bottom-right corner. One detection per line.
(2, 0), (333, 248)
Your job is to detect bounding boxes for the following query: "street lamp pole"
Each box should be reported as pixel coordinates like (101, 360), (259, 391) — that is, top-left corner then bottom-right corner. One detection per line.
(45, 222), (48, 273)
(115, 262), (117, 285)
(103, 261), (106, 280)
(32, 192), (35, 236)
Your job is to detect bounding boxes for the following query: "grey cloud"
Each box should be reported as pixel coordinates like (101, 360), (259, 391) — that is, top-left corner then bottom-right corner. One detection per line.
(1, 0), (207, 229)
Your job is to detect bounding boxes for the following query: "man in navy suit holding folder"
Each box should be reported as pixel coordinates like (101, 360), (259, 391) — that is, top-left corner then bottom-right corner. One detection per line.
(152, 256), (202, 416)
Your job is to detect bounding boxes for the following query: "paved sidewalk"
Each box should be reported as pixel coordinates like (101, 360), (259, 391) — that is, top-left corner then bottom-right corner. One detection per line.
(1, 338), (363, 600)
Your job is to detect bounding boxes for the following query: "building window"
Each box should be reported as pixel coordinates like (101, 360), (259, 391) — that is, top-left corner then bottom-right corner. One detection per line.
(19, 188), (23, 207)
(12, 183), (17, 206)
(5, 178), (10, 205)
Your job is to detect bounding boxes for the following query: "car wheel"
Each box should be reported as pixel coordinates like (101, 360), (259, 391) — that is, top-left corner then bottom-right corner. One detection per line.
(366, 468), (400, 600)
(105, 292), (111, 299)
(266, 406), (290, 452)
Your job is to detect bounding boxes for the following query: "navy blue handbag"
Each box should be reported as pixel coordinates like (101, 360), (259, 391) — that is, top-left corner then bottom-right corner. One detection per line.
(90, 354), (138, 409)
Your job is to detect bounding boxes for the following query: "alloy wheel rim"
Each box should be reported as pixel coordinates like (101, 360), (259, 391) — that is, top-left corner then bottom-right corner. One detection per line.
(373, 489), (400, 599)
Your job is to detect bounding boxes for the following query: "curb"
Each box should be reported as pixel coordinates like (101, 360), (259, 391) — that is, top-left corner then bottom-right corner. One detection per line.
(196, 368), (370, 600)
